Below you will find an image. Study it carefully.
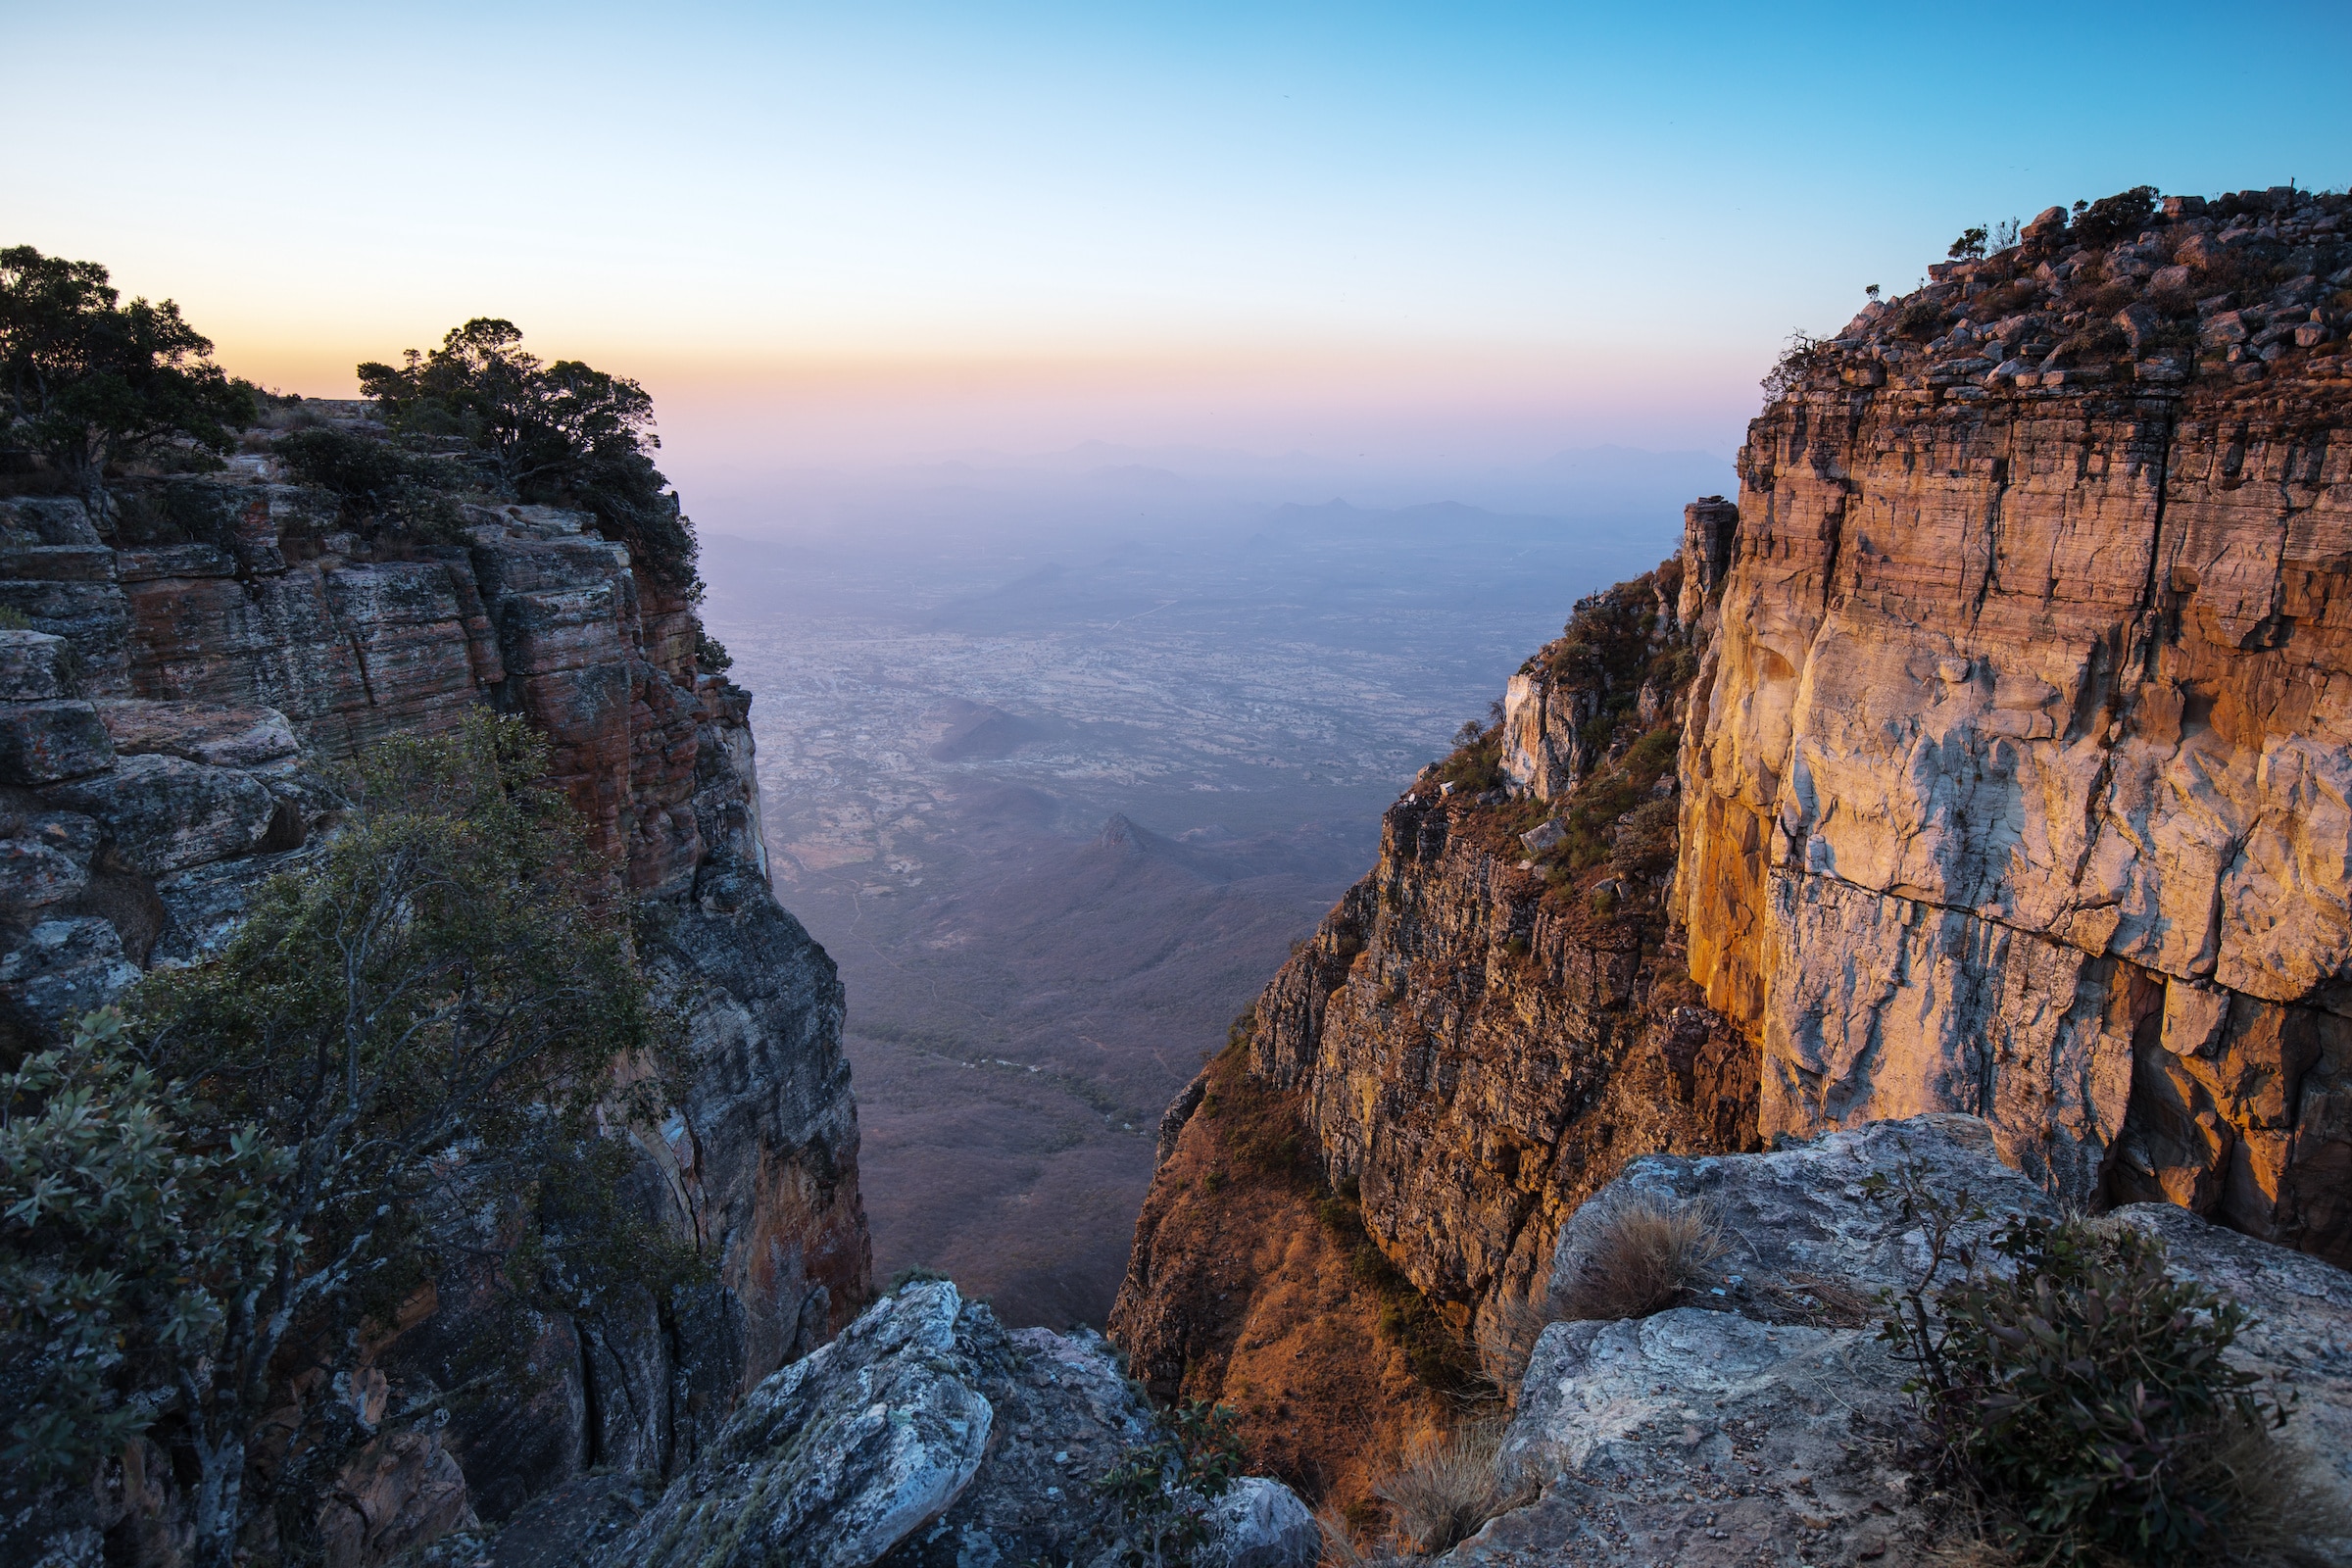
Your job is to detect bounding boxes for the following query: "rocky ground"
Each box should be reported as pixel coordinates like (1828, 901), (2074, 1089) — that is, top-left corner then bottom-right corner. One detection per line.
(1456, 1116), (2352, 1567)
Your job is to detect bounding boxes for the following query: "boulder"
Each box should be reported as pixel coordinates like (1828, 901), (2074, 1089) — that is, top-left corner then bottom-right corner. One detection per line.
(0, 630), (76, 701)
(603, 1280), (992, 1568)
(1545, 1114), (2048, 1308)
(1199, 1476), (1321, 1568)
(92, 698), (300, 767)
(594, 1280), (1319, 1568)
(0, 916), (142, 1033)
(0, 701), (114, 784)
(41, 752), (280, 874)
(1519, 818), (1567, 856)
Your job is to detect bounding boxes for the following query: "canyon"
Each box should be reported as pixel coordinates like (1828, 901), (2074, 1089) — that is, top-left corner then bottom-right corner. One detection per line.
(11, 182), (2352, 1565)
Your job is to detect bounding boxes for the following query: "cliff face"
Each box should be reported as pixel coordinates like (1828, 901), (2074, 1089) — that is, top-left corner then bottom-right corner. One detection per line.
(1109, 561), (1760, 1513)
(0, 468), (867, 1552)
(1681, 192), (2352, 1260)
(1114, 186), (2352, 1521)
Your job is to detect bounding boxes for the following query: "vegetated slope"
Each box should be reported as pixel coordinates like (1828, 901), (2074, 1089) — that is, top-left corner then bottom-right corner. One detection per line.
(0, 399), (868, 1557)
(1111, 182), (2352, 1520)
(1109, 553), (1761, 1522)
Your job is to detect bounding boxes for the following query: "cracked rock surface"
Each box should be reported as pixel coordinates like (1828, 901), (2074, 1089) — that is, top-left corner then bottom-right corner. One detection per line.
(1450, 1115), (2352, 1567)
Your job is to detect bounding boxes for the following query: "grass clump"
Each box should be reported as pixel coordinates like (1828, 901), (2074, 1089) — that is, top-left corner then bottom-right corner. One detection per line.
(1554, 1196), (1727, 1322)
(1870, 1169), (2343, 1566)
(1373, 1420), (1529, 1555)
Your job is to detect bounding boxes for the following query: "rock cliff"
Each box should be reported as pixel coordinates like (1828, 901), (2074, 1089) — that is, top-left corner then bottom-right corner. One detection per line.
(0, 448), (868, 1556)
(1110, 560), (1761, 1514)
(1460, 1115), (2352, 1566)
(1680, 187), (2352, 1257)
(1112, 184), (2352, 1531)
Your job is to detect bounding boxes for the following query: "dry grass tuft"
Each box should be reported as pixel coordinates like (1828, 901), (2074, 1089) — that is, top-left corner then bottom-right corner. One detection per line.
(1555, 1196), (1727, 1322)
(1374, 1420), (1532, 1556)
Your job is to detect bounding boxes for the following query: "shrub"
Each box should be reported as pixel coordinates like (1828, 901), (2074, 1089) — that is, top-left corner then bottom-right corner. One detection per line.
(1374, 1421), (1528, 1555)
(2070, 185), (2160, 249)
(1095, 1398), (1245, 1566)
(277, 424), (469, 544)
(1896, 298), (1947, 341)
(1555, 1197), (1726, 1321)
(1871, 1175), (2334, 1566)
(1950, 226), (1990, 261)
(1761, 330), (1834, 399)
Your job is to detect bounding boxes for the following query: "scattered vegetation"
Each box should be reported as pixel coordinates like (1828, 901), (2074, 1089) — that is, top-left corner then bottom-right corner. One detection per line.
(1866, 1166), (2339, 1566)
(0, 245), (254, 515)
(1761, 328), (1836, 398)
(275, 422), (471, 545)
(695, 627), (735, 674)
(0, 714), (692, 1568)
(1553, 1195), (1727, 1323)
(1095, 1398), (1247, 1567)
(1373, 1420), (1530, 1555)
(2067, 185), (2159, 249)
(360, 318), (699, 587)
(1314, 1190), (1482, 1396)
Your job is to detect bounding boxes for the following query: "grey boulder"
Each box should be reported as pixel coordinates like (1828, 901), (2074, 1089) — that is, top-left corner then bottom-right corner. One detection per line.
(604, 1279), (991, 1568)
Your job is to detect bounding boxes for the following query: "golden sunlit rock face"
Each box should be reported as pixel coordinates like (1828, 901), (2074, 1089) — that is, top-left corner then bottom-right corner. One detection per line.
(1685, 324), (2352, 1261)
(1116, 192), (2352, 1523)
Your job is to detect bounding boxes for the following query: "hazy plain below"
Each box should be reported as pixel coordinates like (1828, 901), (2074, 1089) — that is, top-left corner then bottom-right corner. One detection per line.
(696, 445), (1724, 1327)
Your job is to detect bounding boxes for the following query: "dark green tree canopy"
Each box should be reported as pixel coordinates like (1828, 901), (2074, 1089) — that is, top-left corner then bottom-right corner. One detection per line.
(0, 244), (254, 511)
(359, 318), (698, 587)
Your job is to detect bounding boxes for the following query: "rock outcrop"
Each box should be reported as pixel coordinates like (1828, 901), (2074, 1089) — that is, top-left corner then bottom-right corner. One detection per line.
(0, 463), (868, 1556)
(1454, 1115), (2352, 1566)
(1679, 186), (2352, 1257)
(526, 1280), (1319, 1568)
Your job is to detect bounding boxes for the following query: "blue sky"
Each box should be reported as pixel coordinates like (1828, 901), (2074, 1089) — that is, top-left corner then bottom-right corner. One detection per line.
(8, 1), (2348, 475)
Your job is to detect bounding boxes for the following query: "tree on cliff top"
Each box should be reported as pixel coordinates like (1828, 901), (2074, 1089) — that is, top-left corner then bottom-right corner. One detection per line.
(0, 714), (693, 1568)
(359, 318), (699, 588)
(0, 244), (254, 516)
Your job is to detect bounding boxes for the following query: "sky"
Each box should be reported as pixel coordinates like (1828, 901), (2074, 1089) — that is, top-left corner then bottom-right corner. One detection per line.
(9, 1), (2350, 497)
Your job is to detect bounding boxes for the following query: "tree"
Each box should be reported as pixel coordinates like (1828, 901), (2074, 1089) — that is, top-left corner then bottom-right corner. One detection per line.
(2, 713), (687, 1567)
(1948, 226), (1989, 261)
(0, 245), (254, 517)
(358, 319), (698, 588)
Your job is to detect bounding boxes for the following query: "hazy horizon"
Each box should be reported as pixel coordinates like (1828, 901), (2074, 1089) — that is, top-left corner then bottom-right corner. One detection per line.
(14, 2), (2346, 487)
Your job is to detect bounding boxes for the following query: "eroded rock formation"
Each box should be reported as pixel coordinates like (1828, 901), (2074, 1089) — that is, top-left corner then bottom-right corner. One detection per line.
(1114, 186), (2352, 1530)
(1679, 188), (2352, 1257)
(0, 464), (868, 1557)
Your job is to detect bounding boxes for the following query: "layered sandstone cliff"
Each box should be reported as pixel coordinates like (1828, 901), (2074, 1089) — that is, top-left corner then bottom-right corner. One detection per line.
(1681, 189), (2352, 1259)
(1113, 185), (2352, 1521)
(0, 449), (868, 1555)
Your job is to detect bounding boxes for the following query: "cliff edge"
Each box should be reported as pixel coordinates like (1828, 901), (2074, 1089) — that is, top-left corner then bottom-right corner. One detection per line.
(0, 436), (869, 1558)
